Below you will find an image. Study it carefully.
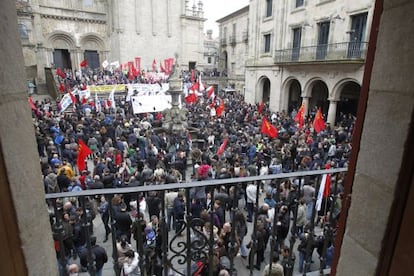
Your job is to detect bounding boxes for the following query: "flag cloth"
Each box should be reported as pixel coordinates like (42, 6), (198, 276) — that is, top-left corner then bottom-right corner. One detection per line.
(108, 85), (116, 109)
(258, 102), (264, 114)
(217, 137), (229, 156)
(77, 139), (92, 172)
(135, 57), (141, 73)
(165, 58), (174, 75)
(216, 99), (225, 117)
(315, 173), (332, 211)
(160, 60), (165, 72)
(69, 91), (77, 105)
(80, 60), (88, 67)
(198, 74), (205, 92)
(189, 81), (199, 93)
(95, 93), (101, 112)
(190, 69), (195, 83)
(313, 108), (326, 133)
(81, 96), (87, 105)
(59, 83), (65, 93)
(128, 61), (135, 80)
(261, 117), (278, 138)
(28, 97), (37, 111)
(206, 86), (215, 99)
(152, 59), (157, 72)
(56, 68), (66, 79)
(185, 93), (197, 104)
(294, 102), (305, 130)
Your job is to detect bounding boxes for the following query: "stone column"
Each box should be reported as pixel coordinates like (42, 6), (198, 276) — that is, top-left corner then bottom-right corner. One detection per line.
(0, 0), (57, 275)
(302, 96), (310, 117)
(327, 99), (338, 126)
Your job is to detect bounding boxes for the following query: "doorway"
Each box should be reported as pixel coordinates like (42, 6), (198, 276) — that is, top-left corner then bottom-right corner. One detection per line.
(53, 49), (72, 69)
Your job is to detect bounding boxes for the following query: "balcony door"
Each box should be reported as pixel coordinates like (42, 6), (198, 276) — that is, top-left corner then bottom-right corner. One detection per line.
(316, 22), (330, 60)
(348, 13), (368, 58)
(292, 27), (301, 61)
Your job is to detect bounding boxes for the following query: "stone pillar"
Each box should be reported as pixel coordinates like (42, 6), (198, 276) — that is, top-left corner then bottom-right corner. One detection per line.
(302, 96), (310, 117)
(70, 49), (82, 71)
(0, 0), (57, 275)
(327, 99), (338, 126)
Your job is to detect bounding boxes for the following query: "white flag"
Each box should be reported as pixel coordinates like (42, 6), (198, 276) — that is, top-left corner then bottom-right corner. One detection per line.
(95, 93), (101, 113)
(108, 85), (116, 109)
(199, 74), (205, 92)
(102, 60), (109, 69)
(315, 174), (328, 211)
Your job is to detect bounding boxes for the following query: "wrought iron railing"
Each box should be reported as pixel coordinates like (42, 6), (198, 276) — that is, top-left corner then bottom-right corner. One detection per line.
(45, 168), (347, 276)
(274, 42), (368, 63)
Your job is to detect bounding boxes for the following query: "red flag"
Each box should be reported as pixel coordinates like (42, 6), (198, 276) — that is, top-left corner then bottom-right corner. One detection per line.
(81, 96), (87, 105)
(189, 81), (199, 92)
(206, 86), (215, 99)
(152, 59), (157, 72)
(59, 83), (65, 93)
(258, 102), (264, 114)
(190, 69), (195, 83)
(135, 57), (141, 73)
(216, 99), (225, 117)
(69, 91), (77, 104)
(164, 58), (174, 75)
(185, 93), (197, 104)
(160, 60), (165, 72)
(77, 140), (92, 172)
(313, 108), (326, 133)
(56, 68), (66, 79)
(261, 117), (278, 138)
(217, 137), (229, 156)
(209, 101), (215, 109)
(80, 59), (88, 68)
(28, 97), (37, 111)
(323, 163), (332, 197)
(128, 61), (135, 80)
(294, 103), (305, 130)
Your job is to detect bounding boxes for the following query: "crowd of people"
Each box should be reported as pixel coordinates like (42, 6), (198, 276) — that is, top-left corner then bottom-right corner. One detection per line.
(33, 69), (354, 275)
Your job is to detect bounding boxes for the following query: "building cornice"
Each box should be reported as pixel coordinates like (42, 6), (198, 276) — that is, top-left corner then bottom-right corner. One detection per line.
(40, 13), (106, 24)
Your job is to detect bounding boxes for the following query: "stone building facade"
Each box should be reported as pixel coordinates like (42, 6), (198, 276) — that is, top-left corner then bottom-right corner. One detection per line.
(244, 0), (374, 125)
(216, 5), (249, 93)
(16, 0), (207, 91)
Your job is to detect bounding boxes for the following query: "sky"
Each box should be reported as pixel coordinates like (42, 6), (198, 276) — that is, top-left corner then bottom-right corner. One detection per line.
(203, 0), (249, 37)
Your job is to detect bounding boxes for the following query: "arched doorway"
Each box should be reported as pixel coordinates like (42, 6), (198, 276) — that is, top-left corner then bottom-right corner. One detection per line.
(310, 80), (329, 115)
(48, 32), (76, 70)
(287, 79), (302, 113)
(261, 77), (271, 104)
(80, 34), (106, 70)
(337, 81), (361, 118)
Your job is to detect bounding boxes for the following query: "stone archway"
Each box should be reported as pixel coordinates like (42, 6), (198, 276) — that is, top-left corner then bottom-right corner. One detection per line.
(285, 78), (302, 113)
(337, 81), (361, 118)
(80, 33), (106, 70)
(47, 32), (76, 69)
(256, 76), (271, 104)
(309, 79), (329, 115)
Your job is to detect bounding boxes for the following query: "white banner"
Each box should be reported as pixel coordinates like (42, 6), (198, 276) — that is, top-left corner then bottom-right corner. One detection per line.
(131, 95), (172, 114)
(77, 88), (90, 100)
(127, 83), (169, 97)
(59, 93), (73, 113)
